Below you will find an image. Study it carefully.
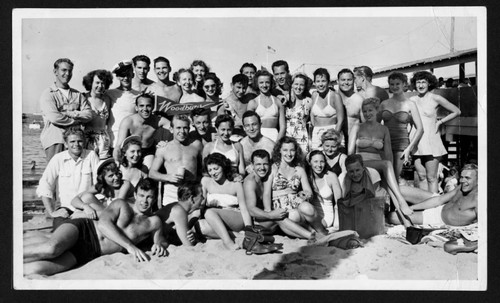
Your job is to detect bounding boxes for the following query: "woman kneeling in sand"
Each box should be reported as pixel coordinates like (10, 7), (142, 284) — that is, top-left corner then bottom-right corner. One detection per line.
(198, 153), (253, 250)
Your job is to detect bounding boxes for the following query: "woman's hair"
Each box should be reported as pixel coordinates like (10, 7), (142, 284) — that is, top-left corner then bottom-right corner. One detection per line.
(313, 68), (331, 83)
(362, 97), (381, 111)
(320, 128), (341, 144)
(203, 72), (222, 97)
(388, 72), (408, 85)
(253, 70), (275, 91)
(82, 69), (114, 91)
(306, 149), (328, 195)
(272, 136), (303, 167)
(204, 152), (233, 181)
(291, 73), (312, 99)
(95, 161), (121, 193)
(120, 139), (143, 168)
(190, 60), (210, 74)
(214, 114), (235, 129)
(411, 71), (438, 91)
(176, 68), (195, 82)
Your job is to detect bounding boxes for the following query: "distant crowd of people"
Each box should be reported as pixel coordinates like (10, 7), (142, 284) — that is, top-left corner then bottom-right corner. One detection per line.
(23, 56), (478, 276)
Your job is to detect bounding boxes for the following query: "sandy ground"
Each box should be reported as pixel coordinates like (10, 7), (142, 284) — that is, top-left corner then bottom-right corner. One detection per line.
(22, 215), (478, 282)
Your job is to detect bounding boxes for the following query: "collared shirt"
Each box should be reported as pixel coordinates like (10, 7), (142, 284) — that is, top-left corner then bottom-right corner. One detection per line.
(107, 88), (140, 146)
(36, 149), (99, 210)
(39, 83), (93, 149)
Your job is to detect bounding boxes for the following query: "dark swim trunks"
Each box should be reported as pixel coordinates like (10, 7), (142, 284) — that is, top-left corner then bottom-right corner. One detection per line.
(58, 218), (102, 266)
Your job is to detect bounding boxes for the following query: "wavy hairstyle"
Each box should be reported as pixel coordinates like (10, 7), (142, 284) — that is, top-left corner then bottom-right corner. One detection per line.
(82, 69), (113, 92)
(204, 152), (234, 181)
(120, 138), (143, 168)
(411, 71), (438, 91)
(272, 136), (303, 167)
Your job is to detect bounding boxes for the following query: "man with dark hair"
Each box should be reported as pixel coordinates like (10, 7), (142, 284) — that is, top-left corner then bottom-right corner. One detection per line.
(239, 111), (275, 171)
(336, 68), (365, 144)
(189, 108), (217, 146)
(218, 74), (253, 134)
(155, 181), (205, 246)
(24, 178), (168, 276)
(271, 60), (292, 104)
(131, 55), (155, 92)
(243, 150), (316, 239)
(147, 56), (182, 105)
(37, 127), (99, 218)
(240, 62), (258, 96)
(113, 92), (169, 168)
(40, 58), (93, 161)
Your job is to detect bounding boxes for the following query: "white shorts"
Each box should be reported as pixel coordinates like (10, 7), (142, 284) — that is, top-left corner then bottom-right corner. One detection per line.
(261, 128), (278, 143)
(162, 183), (179, 206)
(422, 204), (445, 226)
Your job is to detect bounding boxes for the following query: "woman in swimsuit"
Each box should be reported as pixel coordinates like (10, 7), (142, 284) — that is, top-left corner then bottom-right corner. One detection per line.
(285, 73), (313, 155)
(177, 68), (205, 103)
(247, 70), (286, 143)
(321, 129), (347, 176)
(348, 97), (413, 216)
(202, 72), (222, 103)
(409, 71), (461, 193)
(310, 68), (345, 150)
(82, 69), (114, 159)
(202, 114), (246, 180)
(190, 60), (209, 99)
(307, 150), (342, 228)
(119, 136), (149, 188)
(263, 136), (329, 236)
(71, 158), (132, 219)
(200, 153), (253, 250)
(380, 72), (423, 181)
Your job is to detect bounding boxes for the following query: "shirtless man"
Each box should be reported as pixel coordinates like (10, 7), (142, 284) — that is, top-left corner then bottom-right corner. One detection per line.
(353, 66), (389, 102)
(336, 68), (365, 144)
(113, 93), (168, 168)
(149, 114), (203, 206)
(240, 62), (258, 96)
(271, 60), (292, 104)
(218, 74), (252, 135)
(24, 178), (168, 276)
(244, 150), (316, 239)
(131, 55), (155, 92)
(155, 181), (205, 246)
(147, 56), (182, 106)
(239, 111), (275, 172)
(388, 164), (478, 226)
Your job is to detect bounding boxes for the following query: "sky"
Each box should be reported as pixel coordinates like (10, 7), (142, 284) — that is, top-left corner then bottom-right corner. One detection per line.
(15, 8), (481, 113)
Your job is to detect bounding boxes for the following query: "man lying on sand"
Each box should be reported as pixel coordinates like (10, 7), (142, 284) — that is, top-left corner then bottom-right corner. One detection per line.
(23, 178), (168, 276)
(388, 163), (478, 226)
(155, 181), (205, 246)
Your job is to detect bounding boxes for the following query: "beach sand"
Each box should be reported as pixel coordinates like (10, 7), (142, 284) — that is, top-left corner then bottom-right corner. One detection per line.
(23, 215), (478, 282)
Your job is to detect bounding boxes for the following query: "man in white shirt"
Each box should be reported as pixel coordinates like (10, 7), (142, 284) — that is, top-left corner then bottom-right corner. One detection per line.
(36, 127), (99, 218)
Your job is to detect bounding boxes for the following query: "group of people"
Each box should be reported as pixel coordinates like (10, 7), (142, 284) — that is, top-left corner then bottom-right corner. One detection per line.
(24, 56), (478, 276)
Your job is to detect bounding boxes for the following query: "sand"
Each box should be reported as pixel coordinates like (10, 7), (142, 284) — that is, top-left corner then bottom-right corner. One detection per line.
(22, 215), (478, 284)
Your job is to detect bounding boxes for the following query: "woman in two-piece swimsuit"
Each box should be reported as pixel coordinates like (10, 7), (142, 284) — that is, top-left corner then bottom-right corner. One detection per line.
(199, 153), (253, 250)
(202, 114), (246, 180)
(320, 128), (347, 176)
(285, 73), (313, 155)
(247, 70), (286, 142)
(263, 136), (329, 236)
(307, 150), (342, 228)
(348, 97), (413, 217)
(310, 68), (345, 150)
(380, 72), (423, 181)
(71, 158), (132, 220)
(409, 71), (461, 193)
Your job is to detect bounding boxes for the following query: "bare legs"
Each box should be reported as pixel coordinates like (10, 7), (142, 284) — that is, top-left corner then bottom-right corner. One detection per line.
(393, 151), (404, 183)
(200, 208), (244, 250)
(414, 157), (440, 193)
(364, 159), (412, 215)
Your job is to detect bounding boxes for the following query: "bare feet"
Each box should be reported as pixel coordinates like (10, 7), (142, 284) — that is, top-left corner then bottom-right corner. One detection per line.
(400, 204), (414, 216)
(223, 240), (240, 251)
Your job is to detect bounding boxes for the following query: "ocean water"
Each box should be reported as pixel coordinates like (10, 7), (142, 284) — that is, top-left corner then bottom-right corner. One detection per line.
(22, 122), (47, 181)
